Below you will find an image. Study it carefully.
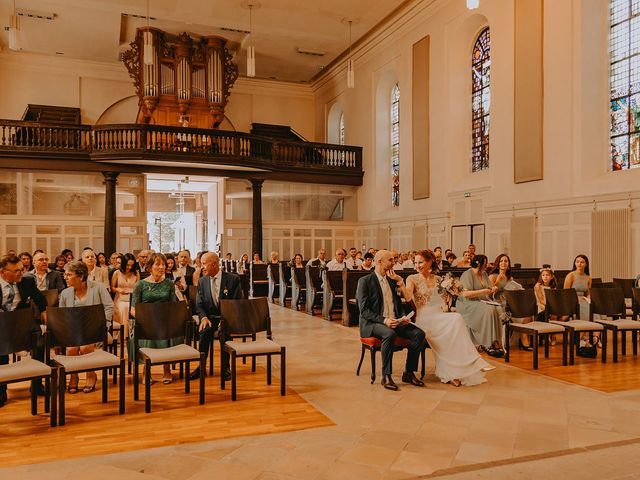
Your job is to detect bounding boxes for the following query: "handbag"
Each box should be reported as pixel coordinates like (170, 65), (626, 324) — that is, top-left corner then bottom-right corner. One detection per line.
(577, 345), (597, 358)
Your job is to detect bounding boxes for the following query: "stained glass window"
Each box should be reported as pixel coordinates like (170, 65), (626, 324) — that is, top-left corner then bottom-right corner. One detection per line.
(391, 84), (400, 207)
(471, 27), (491, 172)
(609, 0), (640, 170)
(339, 112), (345, 145)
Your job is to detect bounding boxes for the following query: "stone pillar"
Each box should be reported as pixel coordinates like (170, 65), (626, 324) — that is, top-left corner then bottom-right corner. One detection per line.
(103, 172), (120, 256)
(250, 178), (264, 258)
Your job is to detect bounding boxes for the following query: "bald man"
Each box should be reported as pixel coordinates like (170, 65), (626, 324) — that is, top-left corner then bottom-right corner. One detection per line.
(189, 252), (243, 381)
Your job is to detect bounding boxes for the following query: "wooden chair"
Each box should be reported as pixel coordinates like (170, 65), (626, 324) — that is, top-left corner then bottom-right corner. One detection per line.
(220, 298), (285, 401)
(267, 263), (280, 304)
(632, 288), (640, 321)
(290, 267), (307, 311)
(43, 288), (60, 308)
(47, 304), (124, 425)
(322, 270), (344, 320)
(613, 278), (636, 316)
(592, 287), (639, 363)
(0, 308), (56, 427)
(305, 266), (324, 315)
(278, 263), (292, 307)
(250, 263), (269, 298)
(546, 288), (606, 365)
(503, 289), (567, 369)
(133, 301), (205, 412)
(356, 336), (427, 383)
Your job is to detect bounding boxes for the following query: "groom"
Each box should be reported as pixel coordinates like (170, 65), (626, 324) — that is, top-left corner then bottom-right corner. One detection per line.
(356, 250), (425, 391)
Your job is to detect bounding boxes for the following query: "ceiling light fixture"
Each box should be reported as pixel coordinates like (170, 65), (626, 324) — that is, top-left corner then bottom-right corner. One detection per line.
(246, 2), (256, 77)
(8, 0), (20, 51)
(343, 18), (356, 89)
(466, 0), (480, 9)
(143, 0), (153, 65)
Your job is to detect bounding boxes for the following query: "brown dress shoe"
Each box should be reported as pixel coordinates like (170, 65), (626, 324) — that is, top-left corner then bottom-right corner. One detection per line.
(401, 371), (425, 387)
(381, 374), (398, 391)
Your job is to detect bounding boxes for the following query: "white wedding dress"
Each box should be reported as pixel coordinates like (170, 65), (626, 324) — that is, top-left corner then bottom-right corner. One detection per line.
(409, 274), (490, 386)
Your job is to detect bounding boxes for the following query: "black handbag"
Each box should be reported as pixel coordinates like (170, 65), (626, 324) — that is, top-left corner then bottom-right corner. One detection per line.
(577, 345), (597, 358)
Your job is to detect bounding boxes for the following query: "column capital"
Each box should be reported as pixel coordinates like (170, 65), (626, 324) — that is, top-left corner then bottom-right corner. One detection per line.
(102, 171), (120, 183)
(249, 178), (264, 189)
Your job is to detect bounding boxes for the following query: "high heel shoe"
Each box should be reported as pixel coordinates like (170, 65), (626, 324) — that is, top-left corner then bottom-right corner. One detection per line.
(67, 374), (79, 394)
(518, 339), (533, 351)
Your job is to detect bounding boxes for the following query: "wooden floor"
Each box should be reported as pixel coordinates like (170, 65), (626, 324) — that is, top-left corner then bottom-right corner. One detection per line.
(502, 332), (640, 393)
(0, 362), (333, 468)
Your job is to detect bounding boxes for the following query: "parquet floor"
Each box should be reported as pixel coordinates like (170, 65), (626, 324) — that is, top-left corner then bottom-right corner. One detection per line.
(501, 332), (640, 392)
(0, 361), (333, 468)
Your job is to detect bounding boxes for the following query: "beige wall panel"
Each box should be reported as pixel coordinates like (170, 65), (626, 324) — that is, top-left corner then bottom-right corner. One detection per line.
(80, 77), (135, 125)
(412, 36), (430, 199)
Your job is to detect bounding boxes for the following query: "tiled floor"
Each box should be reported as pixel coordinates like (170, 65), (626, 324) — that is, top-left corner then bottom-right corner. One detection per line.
(3, 303), (640, 479)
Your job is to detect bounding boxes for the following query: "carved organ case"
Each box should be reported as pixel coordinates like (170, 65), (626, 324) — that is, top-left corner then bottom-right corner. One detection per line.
(122, 28), (238, 129)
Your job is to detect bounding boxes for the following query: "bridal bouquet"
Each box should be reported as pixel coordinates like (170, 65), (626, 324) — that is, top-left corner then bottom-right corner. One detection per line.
(437, 273), (464, 312)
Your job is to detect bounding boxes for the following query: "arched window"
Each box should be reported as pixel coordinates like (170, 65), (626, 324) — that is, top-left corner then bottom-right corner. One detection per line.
(391, 84), (400, 207)
(471, 27), (491, 172)
(339, 112), (345, 145)
(609, 0), (640, 170)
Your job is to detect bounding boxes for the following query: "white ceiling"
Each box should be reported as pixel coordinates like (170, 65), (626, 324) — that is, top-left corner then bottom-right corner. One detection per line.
(1, 0), (408, 82)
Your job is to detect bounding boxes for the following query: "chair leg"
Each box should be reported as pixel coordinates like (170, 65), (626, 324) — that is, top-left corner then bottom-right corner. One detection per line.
(185, 361), (191, 394)
(44, 376), (50, 413)
(102, 368), (108, 403)
(50, 369), (57, 427)
(544, 335), (550, 358)
(613, 327), (619, 363)
(242, 337), (247, 364)
(119, 360), (125, 414)
(145, 359), (151, 413)
(569, 330), (576, 365)
(633, 331), (638, 356)
(602, 329), (607, 363)
(622, 331), (627, 355)
(220, 347), (225, 390)
(370, 347), (376, 384)
(267, 355), (272, 385)
(231, 351), (237, 401)
(504, 325), (511, 363)
(209, 340), (214, 376)
(59, 367), (66, 426)
(280, 347), (286, 396)
(133, 358), (139, 401)
(356, 345), (366, 376)
(562, 331), (568, 366)
(199, 353), (205, 405)
(31, 379), (37, 415)
(533, 333), (539, 370)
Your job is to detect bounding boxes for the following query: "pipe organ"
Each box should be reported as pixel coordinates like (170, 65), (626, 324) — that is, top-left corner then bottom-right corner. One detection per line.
(122, 28), (238, 128)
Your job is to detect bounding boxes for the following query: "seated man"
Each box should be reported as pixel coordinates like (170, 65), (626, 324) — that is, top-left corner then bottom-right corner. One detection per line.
(356, 250), (425, 391)
(326, 249), (347, 271)
(190, 252), (243, 380)
(308, 248), (327, 268)
(345, 247), (363, 270)
(25, 251), (65, 292)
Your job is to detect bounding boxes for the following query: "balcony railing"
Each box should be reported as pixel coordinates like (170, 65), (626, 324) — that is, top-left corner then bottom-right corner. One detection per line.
(0, 120), (362, 183)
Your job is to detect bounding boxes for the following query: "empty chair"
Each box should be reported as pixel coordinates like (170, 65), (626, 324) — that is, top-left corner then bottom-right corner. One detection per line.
(0, 308), (56, 426)
(322, 270), (344, 320)
(220, 298), (285, 401)
(267, 263), (280, 304)
(278, 263), (292, 307)
(591, 287), (639, 363)
(133, 301), (205, 412)
(546, 288), (606, 364)
(305, 266), (324, 315)
(503, 289), (567, 369)
(47, 304), (124, 425)
(290, 267), (307, 311)
(613, 278), (636, 316)
(250, 263), (269, 298)
(632, 288), (640, 321)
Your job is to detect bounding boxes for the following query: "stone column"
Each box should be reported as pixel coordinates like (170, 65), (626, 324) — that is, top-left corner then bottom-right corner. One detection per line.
(250, 178), (264, 258)
(103, 172), (120, 256)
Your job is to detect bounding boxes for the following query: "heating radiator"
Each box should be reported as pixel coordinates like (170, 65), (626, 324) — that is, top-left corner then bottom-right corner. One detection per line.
(591, 208), (631, 281)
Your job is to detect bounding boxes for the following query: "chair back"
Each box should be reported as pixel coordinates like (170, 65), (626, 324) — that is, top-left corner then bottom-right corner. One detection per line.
(345, 270), (371, 303)
(306, 266), (323, 291)
(0, 308), (37, 356)
(46, 304), (107, 348)
(591, 282), (615, 289)
(187, 284), (198, 312)
(220, 298), (270, 337)
(632, 288), (640, 315)
(545, 288), (579, 318)
(43, 288), (59, 308)
(324, 271), (344, 295)
(134, 301), (189, 341)
(251, 263), (269, 283)
(279, 263), (292, 288)
(291, 268), (306, 290)
(238, 273), (250, 299)
(503, 289), (537, 319)
(592, 277), (602, 284)
(519, 277), (538, 289)
(612, 278), (635, 298)
(267, 264), (279, 284)
(590, 287), (625, 317)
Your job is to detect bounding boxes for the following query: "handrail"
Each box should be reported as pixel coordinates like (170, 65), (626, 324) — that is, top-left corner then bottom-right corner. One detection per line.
(0, 119), (363, 176)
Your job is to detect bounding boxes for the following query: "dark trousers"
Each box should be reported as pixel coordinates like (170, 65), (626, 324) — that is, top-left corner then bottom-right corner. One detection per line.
(199, 326), (230, 373)
(369, 322), (425, 376)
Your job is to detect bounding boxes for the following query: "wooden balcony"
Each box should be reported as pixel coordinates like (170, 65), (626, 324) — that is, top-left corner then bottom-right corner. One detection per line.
(0, 121), (363, 185)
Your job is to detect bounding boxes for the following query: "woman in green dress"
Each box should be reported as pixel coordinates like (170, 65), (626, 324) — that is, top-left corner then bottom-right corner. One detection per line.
(130, 252), (179, 385)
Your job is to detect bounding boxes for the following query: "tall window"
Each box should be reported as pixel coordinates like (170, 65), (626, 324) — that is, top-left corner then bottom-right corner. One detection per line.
(339, 112), (345, 145)
(471, 27), (491, 172)
(609, 0), (640, 170)
(391, 84), (400, 207)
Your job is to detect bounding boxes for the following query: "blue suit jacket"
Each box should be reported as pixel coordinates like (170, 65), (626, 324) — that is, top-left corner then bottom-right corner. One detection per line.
(195, 272), (243, 330)
(355, 272), (403, 338)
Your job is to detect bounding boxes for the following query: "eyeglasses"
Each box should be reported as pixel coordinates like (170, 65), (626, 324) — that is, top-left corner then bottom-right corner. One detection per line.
(36, 258), (49, 262)
(63, 272), (75, 278)
(3, 268), (23, 274)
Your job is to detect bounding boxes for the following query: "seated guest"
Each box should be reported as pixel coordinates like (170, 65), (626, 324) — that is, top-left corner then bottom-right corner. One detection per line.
(401, 252), (414, 269)
(53, 255), (67, 285)
(433, 247), (450, 272)
(367, 247), (377, 255)
(455, 251), (472, 268)
(326, 249), (347, 271)
(467, 244), (477, 260)
(252, 252), (264, 264)
(0, 255), (47, 407)
(82, 248), (110, 291)
(564, 254), (598, 345)
(456, 254), (504, 356)
(59, 261), (114, 394)
(390, 250), (403, 271)
(308, 248), (327, 268)
(356, 250), (425, 391)
(269, 251), (280, 264)
(97, 252), (109, 269)
(290, 253), (304, 269)
(189, 252), (243, 380)
(356, 251), (363, 260)
(238, 253), (250, 274)
(361, 252), (375, 271)
(446, 252), (457, 266)
(174, 249), (195, 293)
(345, 247), (363, 270)
(18, 251), (34, 274)
(223, 252), (236, 273)
(111, 253), (139, 339)
(164, 253), (176, 280)
(534, 267), (557, 320)
(130, 252), (179, 384)
(136, 250), (151, 273)
(61, 249), (74, 263)
(25, 251), (65, 292)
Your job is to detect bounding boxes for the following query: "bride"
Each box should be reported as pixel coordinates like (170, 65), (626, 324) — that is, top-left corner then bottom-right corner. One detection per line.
(395, 249), (494, 387)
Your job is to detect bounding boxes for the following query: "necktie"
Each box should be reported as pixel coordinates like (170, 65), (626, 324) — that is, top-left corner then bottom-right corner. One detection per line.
(211, 276), (218, 306)
(380, 277), (395, 320)
(4, 283), (15, 311)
